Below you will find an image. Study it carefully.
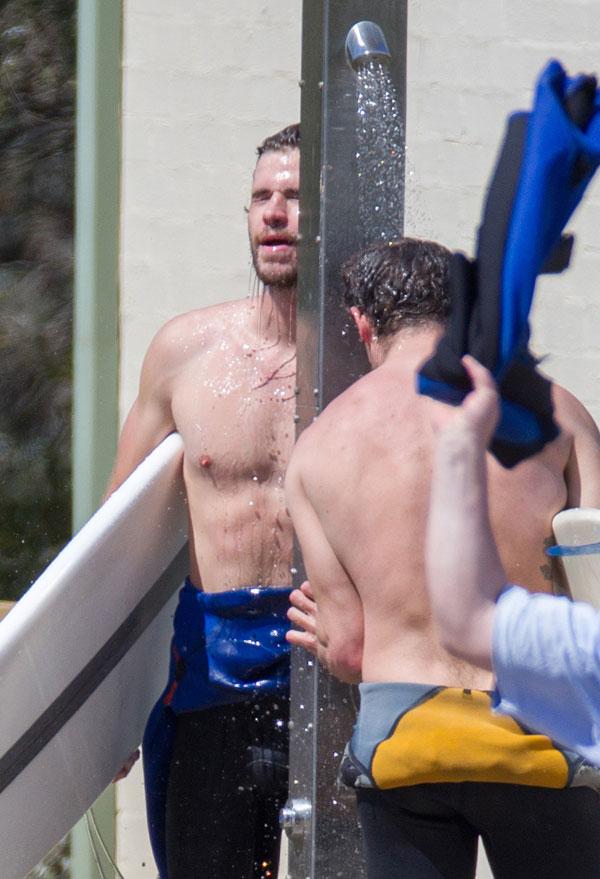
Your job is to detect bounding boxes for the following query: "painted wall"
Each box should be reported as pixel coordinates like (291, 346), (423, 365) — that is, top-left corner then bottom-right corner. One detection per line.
(117, 1), (600, 875)
(405, 0), (600, 422)
(120, 0), (303, 415)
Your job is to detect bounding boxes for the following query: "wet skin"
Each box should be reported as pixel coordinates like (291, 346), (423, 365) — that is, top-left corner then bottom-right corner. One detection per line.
(286, 325), (600, 689)
(107, 147), (300, 592)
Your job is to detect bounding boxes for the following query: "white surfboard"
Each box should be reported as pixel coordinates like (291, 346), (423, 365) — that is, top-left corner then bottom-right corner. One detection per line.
(551, 507), (600, 608)
(0, 432), (188, 879)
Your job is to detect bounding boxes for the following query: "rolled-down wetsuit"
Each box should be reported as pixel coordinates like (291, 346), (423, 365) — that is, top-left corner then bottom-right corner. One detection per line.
(418, 60), (600, 467)
(341, 683), (600, 879)
(142, 580), (291, 879)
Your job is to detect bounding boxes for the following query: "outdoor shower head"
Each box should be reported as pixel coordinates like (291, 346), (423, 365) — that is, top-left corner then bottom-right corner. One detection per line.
(345, 21), (391, 71)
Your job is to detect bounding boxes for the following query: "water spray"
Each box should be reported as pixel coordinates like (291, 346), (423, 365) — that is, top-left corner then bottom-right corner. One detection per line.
(344, 21), (404, 244)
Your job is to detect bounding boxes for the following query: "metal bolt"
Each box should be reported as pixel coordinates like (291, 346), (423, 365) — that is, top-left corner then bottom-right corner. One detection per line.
(279, 798), (312, 838)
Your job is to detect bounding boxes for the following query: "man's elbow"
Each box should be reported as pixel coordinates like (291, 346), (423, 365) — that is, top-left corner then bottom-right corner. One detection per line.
(436, 611), (495, 672)
(437, 622), (471, 661)
(324, 640), (363, 684)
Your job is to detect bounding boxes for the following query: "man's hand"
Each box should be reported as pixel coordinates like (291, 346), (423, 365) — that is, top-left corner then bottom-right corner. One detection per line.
(430, 355), (500, 448)
(286, 580), (319, 657)
(113, 748), (140, 782)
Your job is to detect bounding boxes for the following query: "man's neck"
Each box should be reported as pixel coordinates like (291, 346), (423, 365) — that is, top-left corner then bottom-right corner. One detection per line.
(376, 323), (445, 369)
(254, 285), (297, 346)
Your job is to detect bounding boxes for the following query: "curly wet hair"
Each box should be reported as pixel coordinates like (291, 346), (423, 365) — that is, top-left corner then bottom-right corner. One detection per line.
(341, 238), (452, 336)
(257, 123), (300, 157)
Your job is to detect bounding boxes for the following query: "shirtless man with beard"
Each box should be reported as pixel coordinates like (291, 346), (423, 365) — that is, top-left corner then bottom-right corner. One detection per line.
(108, 124), (299, 879)
(285, 238), (600, 879)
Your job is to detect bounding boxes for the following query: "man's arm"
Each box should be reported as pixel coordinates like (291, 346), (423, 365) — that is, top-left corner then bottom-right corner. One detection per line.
(426, 356), (506, 669)
(110, 321), (182, 781)
(285, 452), (364, 683)
(427, 358), (600, 756)
(104, 320), (180, 498)
(554, 385), (600, 508)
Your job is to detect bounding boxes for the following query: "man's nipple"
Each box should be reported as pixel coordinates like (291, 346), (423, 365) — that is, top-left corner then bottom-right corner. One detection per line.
(199, 454), (213, 469)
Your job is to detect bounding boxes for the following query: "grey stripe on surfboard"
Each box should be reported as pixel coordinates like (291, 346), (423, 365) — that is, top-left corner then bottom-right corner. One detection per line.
(0, 544), (188, 795)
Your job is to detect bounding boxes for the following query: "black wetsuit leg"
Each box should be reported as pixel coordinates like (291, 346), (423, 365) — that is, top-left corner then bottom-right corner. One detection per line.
(356, 782), (600, 879)
(356, 786), (478, 879)
(165, 694), (289, 879)
(468, 783), (600, 879)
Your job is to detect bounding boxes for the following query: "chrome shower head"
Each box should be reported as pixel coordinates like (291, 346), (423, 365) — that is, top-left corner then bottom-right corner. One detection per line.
(345, 21), (391, 71)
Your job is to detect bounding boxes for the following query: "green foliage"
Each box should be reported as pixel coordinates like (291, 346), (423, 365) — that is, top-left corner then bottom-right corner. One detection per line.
(0, 0), (75, 600)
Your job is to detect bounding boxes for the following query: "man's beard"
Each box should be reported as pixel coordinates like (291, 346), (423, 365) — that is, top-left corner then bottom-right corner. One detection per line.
(251, 245), (297, 289)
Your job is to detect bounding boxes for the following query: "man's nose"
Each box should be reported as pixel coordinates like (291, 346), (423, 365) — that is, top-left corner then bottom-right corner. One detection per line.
(264, 192), (288, 226)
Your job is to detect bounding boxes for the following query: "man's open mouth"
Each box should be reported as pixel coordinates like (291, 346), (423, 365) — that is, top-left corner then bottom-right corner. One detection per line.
(260, 236), (296, 249)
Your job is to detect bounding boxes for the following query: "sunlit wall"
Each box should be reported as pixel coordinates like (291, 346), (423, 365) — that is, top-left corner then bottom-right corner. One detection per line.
(405, 0), (600, 420)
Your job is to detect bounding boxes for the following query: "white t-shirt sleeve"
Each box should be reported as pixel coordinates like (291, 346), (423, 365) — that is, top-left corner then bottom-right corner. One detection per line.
(492, 585), (600, 765)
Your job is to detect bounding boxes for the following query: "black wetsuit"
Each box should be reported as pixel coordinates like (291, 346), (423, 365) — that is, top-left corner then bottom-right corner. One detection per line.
(357, 782), (600, 879)
(165, 694), (289, 879)
(343, 683), (600, 879)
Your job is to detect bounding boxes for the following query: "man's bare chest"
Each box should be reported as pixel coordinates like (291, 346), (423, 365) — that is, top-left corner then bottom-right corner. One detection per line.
(170, 346), (296, 481)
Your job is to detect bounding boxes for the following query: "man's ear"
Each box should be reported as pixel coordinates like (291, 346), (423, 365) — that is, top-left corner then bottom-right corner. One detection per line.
(350, 307), (374, 345)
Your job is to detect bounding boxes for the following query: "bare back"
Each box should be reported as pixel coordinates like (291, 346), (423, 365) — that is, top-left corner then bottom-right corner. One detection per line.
(293, 334), (573, 690)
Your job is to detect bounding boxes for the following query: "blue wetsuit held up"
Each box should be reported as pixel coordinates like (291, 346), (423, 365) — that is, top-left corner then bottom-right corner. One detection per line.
(418, 60), (600, 466)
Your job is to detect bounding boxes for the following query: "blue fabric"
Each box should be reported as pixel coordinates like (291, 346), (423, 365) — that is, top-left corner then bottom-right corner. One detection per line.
(499, 62), (600, 367)
(418, 60), (600, 466)
(492, 585), (600, 766)
(142, 580), (292, 878)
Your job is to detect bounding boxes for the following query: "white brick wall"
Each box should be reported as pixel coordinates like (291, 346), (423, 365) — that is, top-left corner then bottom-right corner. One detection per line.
(406, 0), (600, 420)
(120, 0), (302, 415)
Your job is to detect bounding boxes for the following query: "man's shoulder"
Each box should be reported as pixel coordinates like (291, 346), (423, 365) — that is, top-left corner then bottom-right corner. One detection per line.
(147, 298), (250, 358)
(293, 374), (373, 460)
(159, 297), (249, 332)
(552, 381), (598, 439)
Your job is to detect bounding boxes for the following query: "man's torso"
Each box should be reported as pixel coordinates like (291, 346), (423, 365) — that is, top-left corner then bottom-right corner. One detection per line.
(168, 298), (296, 592)
(297, 351), (572, 689)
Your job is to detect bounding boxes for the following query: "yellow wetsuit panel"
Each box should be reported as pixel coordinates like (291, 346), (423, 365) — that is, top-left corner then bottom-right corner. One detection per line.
(371, 688), (569, 790)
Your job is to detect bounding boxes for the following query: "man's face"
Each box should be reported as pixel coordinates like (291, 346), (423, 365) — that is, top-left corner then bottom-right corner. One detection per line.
(248, 148), (299, 288)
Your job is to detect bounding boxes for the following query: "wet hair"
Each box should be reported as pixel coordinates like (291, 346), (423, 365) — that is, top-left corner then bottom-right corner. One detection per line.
(341, 238), (452, 336)
(256, 123), (300, 157)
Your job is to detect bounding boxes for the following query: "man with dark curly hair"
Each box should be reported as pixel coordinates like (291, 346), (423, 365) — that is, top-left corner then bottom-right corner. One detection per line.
(286, 237), (600, 879)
